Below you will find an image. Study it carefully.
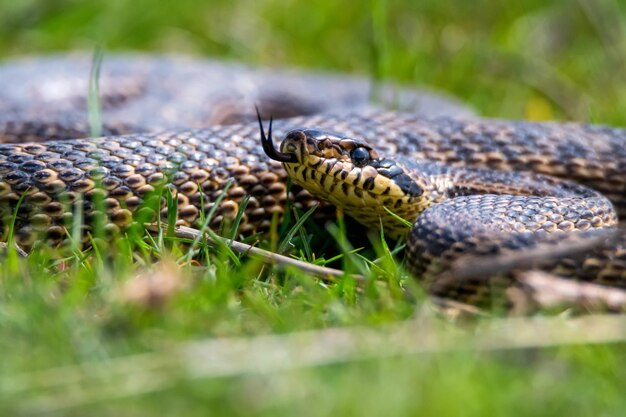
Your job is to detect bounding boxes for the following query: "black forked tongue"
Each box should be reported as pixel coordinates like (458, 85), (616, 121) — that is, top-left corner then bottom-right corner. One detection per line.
(256, 106), (298, 163)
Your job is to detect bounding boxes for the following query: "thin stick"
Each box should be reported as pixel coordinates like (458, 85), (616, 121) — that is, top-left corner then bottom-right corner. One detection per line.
(514, 270), (626, 312)
(429, 296), (488, 317)
(154, 224), (364, 283)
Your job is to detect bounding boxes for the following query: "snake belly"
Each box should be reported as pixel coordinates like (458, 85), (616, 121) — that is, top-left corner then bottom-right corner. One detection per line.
(2, 54), (626, 303)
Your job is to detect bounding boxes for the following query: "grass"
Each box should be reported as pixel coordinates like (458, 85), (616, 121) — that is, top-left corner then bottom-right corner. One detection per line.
(2, 0), (626, 415)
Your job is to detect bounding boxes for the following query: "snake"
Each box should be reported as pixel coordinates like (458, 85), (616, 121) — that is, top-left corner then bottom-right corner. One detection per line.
(260, 119), (624, 303)
(2, 53), (626, 304)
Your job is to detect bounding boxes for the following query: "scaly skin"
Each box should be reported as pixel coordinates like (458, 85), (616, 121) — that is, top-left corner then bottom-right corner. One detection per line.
(262, 122), (626, 305)
(3, 54), (626, 304)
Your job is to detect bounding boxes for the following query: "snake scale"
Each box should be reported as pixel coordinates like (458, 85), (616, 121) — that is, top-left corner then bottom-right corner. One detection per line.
(2, 53), (626, 305)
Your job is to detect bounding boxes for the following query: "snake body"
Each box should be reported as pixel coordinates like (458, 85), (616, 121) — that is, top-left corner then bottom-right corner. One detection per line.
(0, 54), (471, 142)
(262, 124), (624, 302)
(2, 54), (626, 303)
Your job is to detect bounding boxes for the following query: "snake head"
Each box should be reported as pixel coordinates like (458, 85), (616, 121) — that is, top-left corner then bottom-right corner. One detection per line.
(263, 126), (430, 238)
(278, 128), (381, 164)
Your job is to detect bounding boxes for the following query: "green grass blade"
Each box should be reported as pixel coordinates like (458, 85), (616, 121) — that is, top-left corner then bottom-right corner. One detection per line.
(277, 205), (318, 254)
(88, 47), (104, 138)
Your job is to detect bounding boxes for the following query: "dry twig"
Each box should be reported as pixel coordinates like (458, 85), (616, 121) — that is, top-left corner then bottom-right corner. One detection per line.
(510, 270), (626, 314)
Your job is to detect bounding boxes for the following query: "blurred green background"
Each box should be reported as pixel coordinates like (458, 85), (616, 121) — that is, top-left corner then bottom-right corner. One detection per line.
(4, 1), (626, 415)
(2, 0), (626, 124)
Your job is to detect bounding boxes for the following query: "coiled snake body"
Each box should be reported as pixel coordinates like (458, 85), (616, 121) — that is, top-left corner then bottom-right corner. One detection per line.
(2, 54), (626, 304)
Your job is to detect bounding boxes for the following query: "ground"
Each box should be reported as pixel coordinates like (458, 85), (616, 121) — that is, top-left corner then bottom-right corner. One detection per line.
(1, 0), (626, 415)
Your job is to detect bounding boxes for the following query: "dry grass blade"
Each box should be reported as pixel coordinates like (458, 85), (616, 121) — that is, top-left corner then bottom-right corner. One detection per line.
(0, 242), (28, 258)
(168, 225), (365, 283)
(429, 296), (488, 318)
(510, 270), (626, 314)
(117, 259), (184, 308)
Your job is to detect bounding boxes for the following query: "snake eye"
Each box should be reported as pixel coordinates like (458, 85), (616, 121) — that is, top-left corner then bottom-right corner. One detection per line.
(350, 147), (370, 167)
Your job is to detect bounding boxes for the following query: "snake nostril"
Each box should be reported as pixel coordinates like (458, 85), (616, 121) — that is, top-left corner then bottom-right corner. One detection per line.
(284, 143), (297, 153)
